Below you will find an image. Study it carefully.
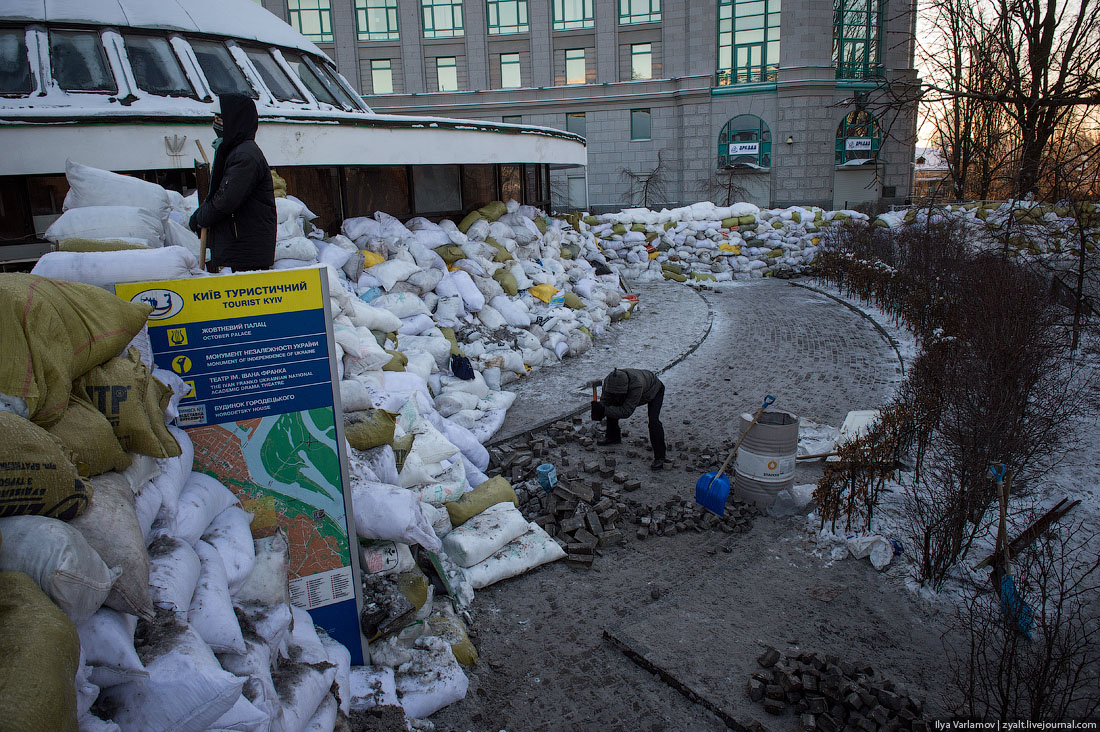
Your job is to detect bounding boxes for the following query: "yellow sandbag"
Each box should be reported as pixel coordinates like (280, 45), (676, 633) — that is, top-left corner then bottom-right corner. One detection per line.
(718, 243), (741, 255)
(344, 410), (397, 451)
(0, 411), (90, 521)
(612, 224), (627, 235)
(47, 393), (131, 478)
(397, 567), (430, 611)
(534, 218), (546, 234)
(582, 216), (598, 226)
(444, 476), (517, 526)
(648, 251), (660, 260)
(485, 239), (514, 263)
(767, 248), (785, 258)
(361, 250), (386, 268)
(692, 272), (716, 282)
(76, 348), (181, 459)
(0, 274), (152, 428)
(721, 217), (738, 229)
(58, 238), (148, 252)
(391, 433), (414, 473)
(457, 211), (484, 233)
(271, 169), (287, 197)
(492, 268), (518, 296)
(0, 571), (80, 732)
(662, 262), (683, 275)
(738, 215), (756, 226)
(663, 270), (687, 282)
(438, 327), (464, 356)
(433, 245), (466, 265)
(476, 201), (507, 221)
(381, 349), (408, 372)
(630, 224), (647, 233)
(563, 292), (584, 309)
(529, 284), (559, 304)
(428, 608), (478, 667)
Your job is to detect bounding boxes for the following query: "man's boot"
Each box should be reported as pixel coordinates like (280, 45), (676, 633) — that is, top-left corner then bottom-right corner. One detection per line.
(598, 435), (621, 446)
(650, 456), (665, 470)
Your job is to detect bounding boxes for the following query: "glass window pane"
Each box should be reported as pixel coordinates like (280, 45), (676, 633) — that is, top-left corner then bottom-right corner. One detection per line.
(423, 0), (464, 38)
(488, 0), (529, 34)
(500, 53), (521, 87)
(502, 114), (522, 123)
(566, 112), (586, 137)
(313, 60), (364, 109)
(245, 48), (305, 101)
(358, 0), (400, 40)
(565, 49), (585, 84)
(0, 29), (34, 95)
(191, 40), (256, 97)
(49, 31), (116, 93)
(630, 108), (650, 140)
(553, 0), (594, 30)
(281, 51), (340, 106)
(124, 35), (193, 96)
(437, 57), (458, 91)
(631, 43), (652, 80)
(413, 165), (462, 212)
(288, 0), (334, 42)
(371, 59), (394, 94)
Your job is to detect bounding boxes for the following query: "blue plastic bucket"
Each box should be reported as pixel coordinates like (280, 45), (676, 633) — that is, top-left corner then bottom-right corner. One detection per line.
(536, 463), (557, 492)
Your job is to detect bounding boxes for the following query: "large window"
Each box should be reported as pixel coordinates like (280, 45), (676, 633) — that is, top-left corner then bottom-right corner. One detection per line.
(288, 0), (334, 43)
(436, 56), (458, 91)
(356, 0), (399, 40)
(718, 115), (771, 168)
(566, 112), (586, 137)
(124, 35), (193, 97)
(488, 0), (529, 34)
(49, 31), (117, 93)
(619, 0), (660, 24)
(500, 53), (521, 87)
(191, 40), (256, 97)
(630, 108), (651, 140)
(553, 0), (594, 30)
(423, 0), (465, 38)
(630, 43), (652, 80)
(281, 51), (342, 107)
(835, 109), (881, 163)
(565, 49), (586, 85)
(717, 0), (780, 86)
(834, 0), (882, 79)
(0, 29), (33, 95)
(244, 47), (306, 101)
(371, 59), (394, 94)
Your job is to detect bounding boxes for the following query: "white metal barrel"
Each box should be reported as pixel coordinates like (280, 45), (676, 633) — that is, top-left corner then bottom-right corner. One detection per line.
(733, 409), (799, 510)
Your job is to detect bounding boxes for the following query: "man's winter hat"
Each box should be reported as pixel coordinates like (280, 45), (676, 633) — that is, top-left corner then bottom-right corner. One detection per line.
(604, 368), (629, 395)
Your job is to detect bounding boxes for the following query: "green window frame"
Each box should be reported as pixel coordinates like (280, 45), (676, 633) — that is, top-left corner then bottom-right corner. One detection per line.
(487, 0), (529, 34)
(564, 48), (586, 84)
(566, 111), (586, 137)
(833, 0), (882, 79)
(718, 114), (771, 168)
(370, 58), (394, 94)
(630, 43), (652, 80)
(619, 0), (660, 24)
(356, 0), (399, 41)
(500, 52), (521, 87)
(630, 108), (651, 140)
(423, 0), (465, 38)
(436, 56), (458, 91)
(717, 0), (780, 86)
(553, 0), (594, 30)
(835, 109), (881, 163)
(288, 0), (334, 43)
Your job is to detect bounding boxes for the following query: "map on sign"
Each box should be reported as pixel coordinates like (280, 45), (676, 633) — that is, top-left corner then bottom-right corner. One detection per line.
(189, 407), (348, 578)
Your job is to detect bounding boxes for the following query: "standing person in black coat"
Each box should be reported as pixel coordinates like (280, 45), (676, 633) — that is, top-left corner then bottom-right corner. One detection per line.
(591, 368), (667, 470)
(189, 94), (277, 272)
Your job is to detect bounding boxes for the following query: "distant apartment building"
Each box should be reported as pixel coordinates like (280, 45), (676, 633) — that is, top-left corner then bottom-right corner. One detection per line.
(260, 0), (919, 212)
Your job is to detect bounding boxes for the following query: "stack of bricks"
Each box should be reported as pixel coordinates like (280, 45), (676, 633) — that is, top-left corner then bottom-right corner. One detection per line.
(518, 479), (628, 569)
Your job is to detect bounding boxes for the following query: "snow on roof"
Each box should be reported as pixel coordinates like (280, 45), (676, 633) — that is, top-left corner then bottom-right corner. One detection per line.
(2, 0), (325, 58)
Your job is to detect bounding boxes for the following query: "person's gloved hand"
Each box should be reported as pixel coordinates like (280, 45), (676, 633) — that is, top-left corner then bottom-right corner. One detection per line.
(188, 208), (202, 234)
(591, 401), (605, 421)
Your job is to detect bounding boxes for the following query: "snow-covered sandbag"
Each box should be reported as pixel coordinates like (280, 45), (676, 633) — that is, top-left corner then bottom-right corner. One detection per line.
(148, 535), (201, 614)
(164, 217), (202, 257)
(475, 303), (507, 329)
(45, 205), (165, 247)
(351, 478), (442, 552)
(172, 472), (240, 547)
(392, 637), (469, 719)
(398, 312), (435, 335)
(97, 621), (245, 732)
(488, 295), (531, 327)
(189, 539), (247, 654)
(273, 236), (318, 261)
(463, 522), (566, 589)
(340, 379), (373, 412)
(233, 530), (291, 607)
(319, 631), (353, 716)
(347, 297), (402, 332)
(441, 501), (530, 568)
(78, 607), (148, 688)
(216, 639), (281, 730)
(31, 246), (196, 288)
(202, 506), (256, 595)
(210, 695), (269, 732)
(232, 602), (293, 659)
(372, 292), (431, 319)
(349, 666), (398, 711)
(342, 216), (380, 242)
(449, 269), (485, 312)
(303, 694), (338, 732)
(0, 515), (119, 626)
(63, 160), (171, 218)
(371, 259), (421, 291)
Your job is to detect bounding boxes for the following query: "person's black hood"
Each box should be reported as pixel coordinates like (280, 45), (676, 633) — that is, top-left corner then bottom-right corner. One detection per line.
(208, 94), (259, 199)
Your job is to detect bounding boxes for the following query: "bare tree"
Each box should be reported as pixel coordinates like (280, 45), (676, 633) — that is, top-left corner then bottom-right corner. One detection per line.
(619, 150), (670, 209)
(699, 167), (751, 207)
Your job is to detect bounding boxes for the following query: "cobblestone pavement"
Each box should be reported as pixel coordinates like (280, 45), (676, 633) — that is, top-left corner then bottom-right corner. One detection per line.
(425, 279), (954, 732)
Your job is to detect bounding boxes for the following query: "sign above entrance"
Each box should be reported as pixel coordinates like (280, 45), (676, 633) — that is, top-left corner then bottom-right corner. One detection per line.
(728, 142), (760, 156)
(846, 138), (872, 151)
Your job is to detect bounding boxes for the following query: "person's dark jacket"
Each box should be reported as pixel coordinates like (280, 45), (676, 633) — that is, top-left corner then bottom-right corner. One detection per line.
(600, 368), (662, 420)
(189, 94), (276, 271)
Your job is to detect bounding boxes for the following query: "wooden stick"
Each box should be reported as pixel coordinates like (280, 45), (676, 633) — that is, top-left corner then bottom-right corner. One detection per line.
(195, 140), (211, 271)
(975, 497), (1080, 569)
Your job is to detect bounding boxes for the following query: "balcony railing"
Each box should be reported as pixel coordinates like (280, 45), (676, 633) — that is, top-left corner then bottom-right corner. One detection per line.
(715, 66), (778, 87)
(836, 62), (884, 80)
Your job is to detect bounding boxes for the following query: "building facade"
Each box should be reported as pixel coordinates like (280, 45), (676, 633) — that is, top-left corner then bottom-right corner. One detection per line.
(259, 0), (919, 212)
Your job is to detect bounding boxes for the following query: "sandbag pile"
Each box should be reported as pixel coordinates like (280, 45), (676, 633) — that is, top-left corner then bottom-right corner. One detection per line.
(571, 201), (868, 284)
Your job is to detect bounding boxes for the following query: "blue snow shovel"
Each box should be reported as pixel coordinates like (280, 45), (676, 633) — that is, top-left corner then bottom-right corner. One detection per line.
(696, 395), (775, 516)
(991, 464), (1034, 639)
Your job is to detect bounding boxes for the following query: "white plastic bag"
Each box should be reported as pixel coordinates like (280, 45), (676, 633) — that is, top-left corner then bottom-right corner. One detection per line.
(846, 533), (894, 570)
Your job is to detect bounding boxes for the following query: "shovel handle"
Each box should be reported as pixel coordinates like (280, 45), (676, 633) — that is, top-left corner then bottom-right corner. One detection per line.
(712, 394), (775, 484)
(198, 228), (208, 272)
(592, 385), (598, 402)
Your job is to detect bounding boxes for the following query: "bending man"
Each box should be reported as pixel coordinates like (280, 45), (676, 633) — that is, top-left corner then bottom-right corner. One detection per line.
(592, 368), (667, 470)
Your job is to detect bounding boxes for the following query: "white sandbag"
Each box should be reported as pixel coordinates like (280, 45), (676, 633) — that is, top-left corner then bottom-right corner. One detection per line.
(433, 294), (464, 324)
(358, 445), (400, 486)
(465, 522), (566, 589)
(403, 351), (436, 382)
(71, 471), (154, 621)
(481, 347), (526, 375)
(465, 218), (490, 241)
(339, 379), (373, 413)
(348, 666), (398, 711)
(342, 216), (380, 242)
(475, 303), (507, 329)
(372, 292), (430, 319)
(488, 295), (531, 327)
(148, 535), (201, 614)
(407, 459), (467, 506)
(31, 246), (196, 288)
(210, 695), (269, 732)
(368, 371), (433, 412)
(371, 259), (421, 291)
(476, 390), (516, 412)
(398, 312), (435, 335)
(98, 622), (245, 732)
(360, 539), (416, 577)
(342, 336), (392, 375)
(78, 607), (148, 688)
(319, 631), (352, 716)
(80, 713), (123, 732)
(434, 390), (479, 417)
(189, 539), (247, 654)
(374, 210), (413, 246)
(392, 637), (469, 719)
(134, 477), (163, 544)
(303, 694), (338, 732)
(231, 602), (293, 659)
(0, 515), (119, 626)
(449, 269), (485, 312)
(463, 459), (490, 489)
(152, 428), (193, 524)
(164, 217), (202, 258)
(63, 160), (171, 217)
(347, 296), (402, 332)
(446, 409), (483, 430)
(234, 530), (291, 607)
(276, 618), (337, 731)
(75, 652), (100, 718)
(277, 216), (305, 241)
(420, 502), (452, 540)
(397, 333), (451, 371)
(441, 502), (530, 568)
(202, 506), (257, 595)
(471, 273), (505, 303)
(172, 472), (240, 547)
(434, 271), (461, 299)
(351, 477), (442, 552)
(318, 242), (353, 270)
(406, 238), (447, 270)
(274, 236), (318, 261)
(216, 638), (281, 731)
